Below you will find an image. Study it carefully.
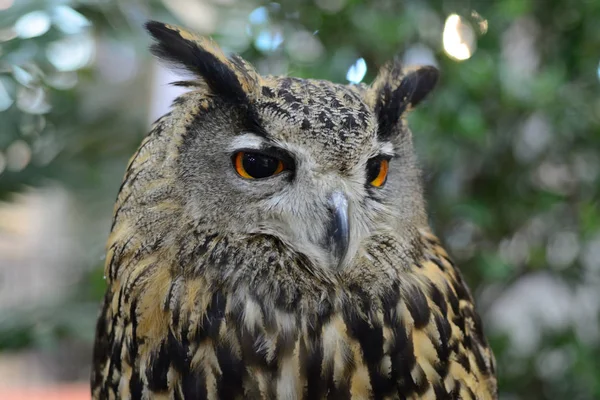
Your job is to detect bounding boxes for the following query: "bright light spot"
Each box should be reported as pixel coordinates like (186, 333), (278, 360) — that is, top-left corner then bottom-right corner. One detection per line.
(52, 5), (90, 34)
(46, 35), (94, 71)
(16, 86), (51, 114)
(15, 11), (51, 39)
(547, 231), (580, 270)
(597, 59), (600, 81)
(12, 65), (35, 86)
(249, 7), (268, 25)
(0, 79), (13, 111)
(346, 58), (367, 84)
(6, 140), (31, 172)
(46, 71), (78, 90)
(443, 14), (476, 61)
(403, 44), (437, 68)
(471, 10), (488, 34)
(286, 31), (324, 64)
(254, 29), (283, 52)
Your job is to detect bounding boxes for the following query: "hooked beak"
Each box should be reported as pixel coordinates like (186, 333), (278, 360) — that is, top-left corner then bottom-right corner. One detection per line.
(327, 191), (349, 267)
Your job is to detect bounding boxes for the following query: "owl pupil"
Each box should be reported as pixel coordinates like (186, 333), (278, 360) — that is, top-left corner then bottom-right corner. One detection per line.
(243, 153), (279, 178)
(367, 159), (382, 182)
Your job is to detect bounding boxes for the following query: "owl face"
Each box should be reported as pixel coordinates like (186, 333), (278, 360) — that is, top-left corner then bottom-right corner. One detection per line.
(147, 22), (438, 270)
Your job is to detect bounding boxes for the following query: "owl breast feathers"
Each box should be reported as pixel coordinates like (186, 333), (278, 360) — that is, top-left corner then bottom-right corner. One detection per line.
(91, 21), (497, 400)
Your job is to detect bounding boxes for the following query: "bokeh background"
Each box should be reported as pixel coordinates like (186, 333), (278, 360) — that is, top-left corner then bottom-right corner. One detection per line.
(1, 0), (599, 399)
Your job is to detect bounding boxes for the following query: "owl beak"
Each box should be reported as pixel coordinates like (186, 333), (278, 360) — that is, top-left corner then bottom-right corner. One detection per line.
(327, 191), (349, 266)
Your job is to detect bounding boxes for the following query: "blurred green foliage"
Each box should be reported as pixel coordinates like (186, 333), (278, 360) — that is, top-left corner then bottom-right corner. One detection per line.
(1, 0), (599, 398)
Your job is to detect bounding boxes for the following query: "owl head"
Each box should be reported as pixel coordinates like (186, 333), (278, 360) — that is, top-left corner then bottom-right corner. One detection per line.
(141, 21), (438, 271)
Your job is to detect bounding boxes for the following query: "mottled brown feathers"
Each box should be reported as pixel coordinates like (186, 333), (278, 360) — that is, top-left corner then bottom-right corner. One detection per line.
(92, 20), (496, 400)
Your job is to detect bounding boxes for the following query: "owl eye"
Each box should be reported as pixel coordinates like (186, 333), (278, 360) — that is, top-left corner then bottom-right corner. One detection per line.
(233, 151), (285, 179)
(366, 157), (389, 187)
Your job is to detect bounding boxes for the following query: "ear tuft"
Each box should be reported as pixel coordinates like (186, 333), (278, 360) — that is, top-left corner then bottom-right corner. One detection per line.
(400, 66), (439, 109)
(367, 61), (439, 140)
(145, 21), (260, 103)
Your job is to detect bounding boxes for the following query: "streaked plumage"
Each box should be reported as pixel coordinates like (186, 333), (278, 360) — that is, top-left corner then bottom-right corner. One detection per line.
(92, 21), (497, 399)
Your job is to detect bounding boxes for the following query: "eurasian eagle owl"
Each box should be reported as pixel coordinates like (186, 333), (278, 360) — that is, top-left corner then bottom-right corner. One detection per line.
(91, 21), (497, 400)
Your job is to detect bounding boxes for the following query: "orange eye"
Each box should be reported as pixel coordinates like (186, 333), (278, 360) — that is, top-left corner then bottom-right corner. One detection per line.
(367, 158), (389, 187)
(233, 151), (284, 179)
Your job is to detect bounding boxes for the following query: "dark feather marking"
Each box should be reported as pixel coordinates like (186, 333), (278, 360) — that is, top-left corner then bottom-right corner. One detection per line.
(301, 118), (311, 130)
(471, 308), (488, 345)
(327, 378), (351, 400)
(170, 80), (201, 88)
(181, 367), (207, 400)
(375, 65), (439, 140)
(167, 329), (191, 373)
(374, 81), (397, 141)
(404, 66), (439, 107)
(238, 329), (278, 371)
(91, 297), (111, 389)
(472, 343), (490, 375)
(429, 282), (448, 317)
(260, 101), (292, 120)
(432, 381), (448, 398)
(466, 385), (477, 399)
(445, 283), (460, 316)
(304, 337), (326, 399)
(432, 313), (451, 378)
(431, 256), (446, 271)
(163, 277), (177, 312)
(454, 274), (471, 302)
(194, 232), (218, 258)
(382, 286), (419, 394)
(197, 290), (226, 341)
(318, 111), (335, 129)
(405, 286), (431, 329)
(343, 291), (392, 397)
(456, 352), (471, 373)
(279, 78), (292, 89)
(123, 261), (156, 304)
(215, 344), (244, 398)
(111, 192), (133, 228)
(108, 235), (135, 279)
(129, 369), (143, 400)
(146, 341), (170, 392)
(452, 272), (472, 301)
(462, 330), (472, 350)
(261, 86), (275, 98)
(127, 299), (139, 363)
(108, 336), (123, 381)
(441, 254), (455, 267)
(450, 380), (461, 400)
(388, 317), (418, 395)
(412, 364), (430, 395)
(433, 312), (451, 361)
(120, 159), (151, 192)
(281, 91), (300, 104)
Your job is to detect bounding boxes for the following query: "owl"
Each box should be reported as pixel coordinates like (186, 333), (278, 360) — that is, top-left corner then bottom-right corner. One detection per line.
(91, 21), (497, 400)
